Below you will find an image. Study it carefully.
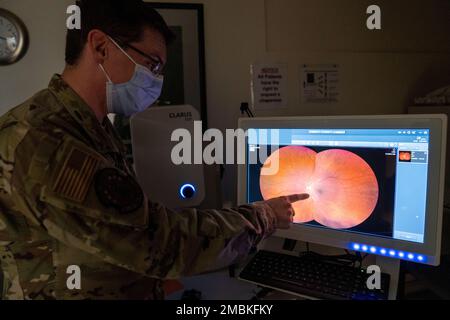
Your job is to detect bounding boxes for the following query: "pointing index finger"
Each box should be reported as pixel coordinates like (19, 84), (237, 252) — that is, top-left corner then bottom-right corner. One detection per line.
(286, 194), (310, 203)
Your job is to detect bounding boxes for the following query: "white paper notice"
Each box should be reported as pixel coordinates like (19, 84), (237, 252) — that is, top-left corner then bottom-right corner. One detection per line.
(301, 64), (339, 103)
(251, 64), (288, 110)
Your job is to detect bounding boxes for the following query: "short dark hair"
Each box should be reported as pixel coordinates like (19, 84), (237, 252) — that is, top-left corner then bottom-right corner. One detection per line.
(65, 0), (175, 65)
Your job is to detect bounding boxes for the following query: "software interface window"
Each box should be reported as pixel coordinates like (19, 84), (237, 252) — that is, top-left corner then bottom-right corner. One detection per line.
(247, 129), (430, 244)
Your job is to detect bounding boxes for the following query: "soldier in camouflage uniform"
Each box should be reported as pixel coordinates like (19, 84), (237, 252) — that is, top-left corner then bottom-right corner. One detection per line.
(0, 0), (308, 300)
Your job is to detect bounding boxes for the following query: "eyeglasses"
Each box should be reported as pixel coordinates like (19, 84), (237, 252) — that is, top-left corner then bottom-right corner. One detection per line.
(114, 38), (164, 76)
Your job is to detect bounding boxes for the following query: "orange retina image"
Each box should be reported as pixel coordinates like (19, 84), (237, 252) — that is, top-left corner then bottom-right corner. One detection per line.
(399, 151), (412, 162)
(260, 146), (379, 229)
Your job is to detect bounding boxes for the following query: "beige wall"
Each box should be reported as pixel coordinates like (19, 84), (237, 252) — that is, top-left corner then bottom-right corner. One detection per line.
(0, 0), (449, 204)
(256, 0), (450, 118)
(266, 0), (450, 53)
(0, 0), (73, 110)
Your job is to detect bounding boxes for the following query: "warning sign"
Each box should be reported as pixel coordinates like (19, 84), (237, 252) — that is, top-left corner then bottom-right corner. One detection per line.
(251, 64), (288, 110)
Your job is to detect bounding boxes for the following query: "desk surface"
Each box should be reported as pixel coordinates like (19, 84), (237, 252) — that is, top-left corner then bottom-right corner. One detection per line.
(167, 269), (257, 300)
(166, 269), (305, 301)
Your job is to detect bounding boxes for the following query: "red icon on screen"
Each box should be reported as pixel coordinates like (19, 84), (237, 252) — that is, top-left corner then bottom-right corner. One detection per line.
(399, 151), (412, 162)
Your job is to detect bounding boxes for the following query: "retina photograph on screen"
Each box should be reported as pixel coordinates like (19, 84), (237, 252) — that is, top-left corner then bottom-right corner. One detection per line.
(247, 145), (397, 239)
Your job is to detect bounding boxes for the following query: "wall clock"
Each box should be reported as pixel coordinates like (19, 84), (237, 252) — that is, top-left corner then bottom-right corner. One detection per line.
(0, 9), (29, 65)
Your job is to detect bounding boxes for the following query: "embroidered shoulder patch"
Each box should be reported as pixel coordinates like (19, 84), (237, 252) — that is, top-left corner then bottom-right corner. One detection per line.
(52, 147), (100, 203)
(94, 168), (144, 214)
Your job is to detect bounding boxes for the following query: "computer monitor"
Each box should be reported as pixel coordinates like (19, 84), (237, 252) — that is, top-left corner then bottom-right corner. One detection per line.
(238, 115), (447, 266)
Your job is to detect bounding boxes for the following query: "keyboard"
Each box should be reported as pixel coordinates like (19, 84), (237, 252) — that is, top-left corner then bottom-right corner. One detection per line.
(239, 250), (390, 300)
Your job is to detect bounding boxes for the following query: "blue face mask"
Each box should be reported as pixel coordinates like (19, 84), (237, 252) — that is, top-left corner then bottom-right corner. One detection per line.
(99, 37), (164, 117)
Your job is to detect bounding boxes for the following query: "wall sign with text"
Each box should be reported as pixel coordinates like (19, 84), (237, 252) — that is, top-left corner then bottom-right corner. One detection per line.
(301, 64), (340, 104)
(251, 63), (288, 111)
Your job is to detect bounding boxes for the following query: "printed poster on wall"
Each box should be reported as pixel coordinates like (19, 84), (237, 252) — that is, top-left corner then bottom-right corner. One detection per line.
(251, 63), (288, 110)
(301, 64), (340, 103)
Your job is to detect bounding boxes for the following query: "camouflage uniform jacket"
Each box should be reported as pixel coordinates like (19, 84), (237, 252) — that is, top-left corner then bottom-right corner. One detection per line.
(0, 75), (277, 300)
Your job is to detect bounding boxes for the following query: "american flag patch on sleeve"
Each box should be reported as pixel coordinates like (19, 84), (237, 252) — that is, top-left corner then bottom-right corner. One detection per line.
(52, 147), (100, 203)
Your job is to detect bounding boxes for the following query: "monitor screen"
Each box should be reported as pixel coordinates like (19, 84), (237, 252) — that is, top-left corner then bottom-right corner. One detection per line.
(246, 128), (430, 244)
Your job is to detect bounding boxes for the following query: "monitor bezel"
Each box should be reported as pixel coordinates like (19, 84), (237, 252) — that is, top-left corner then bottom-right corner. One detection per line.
(237, 114), (447, 266)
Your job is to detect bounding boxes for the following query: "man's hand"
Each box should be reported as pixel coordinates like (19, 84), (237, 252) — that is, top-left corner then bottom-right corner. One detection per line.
(262, 194), (310, 229)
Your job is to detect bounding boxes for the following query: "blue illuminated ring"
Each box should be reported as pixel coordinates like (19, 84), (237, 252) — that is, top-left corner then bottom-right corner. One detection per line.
(180, 184), (196, 199)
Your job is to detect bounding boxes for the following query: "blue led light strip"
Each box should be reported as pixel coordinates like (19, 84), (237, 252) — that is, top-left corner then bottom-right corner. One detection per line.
(349, 243), (427, 264)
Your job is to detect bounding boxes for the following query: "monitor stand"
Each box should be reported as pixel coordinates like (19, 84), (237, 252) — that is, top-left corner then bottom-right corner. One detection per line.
(258, 236), (401, 300)
(375, 255), (400, 300)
